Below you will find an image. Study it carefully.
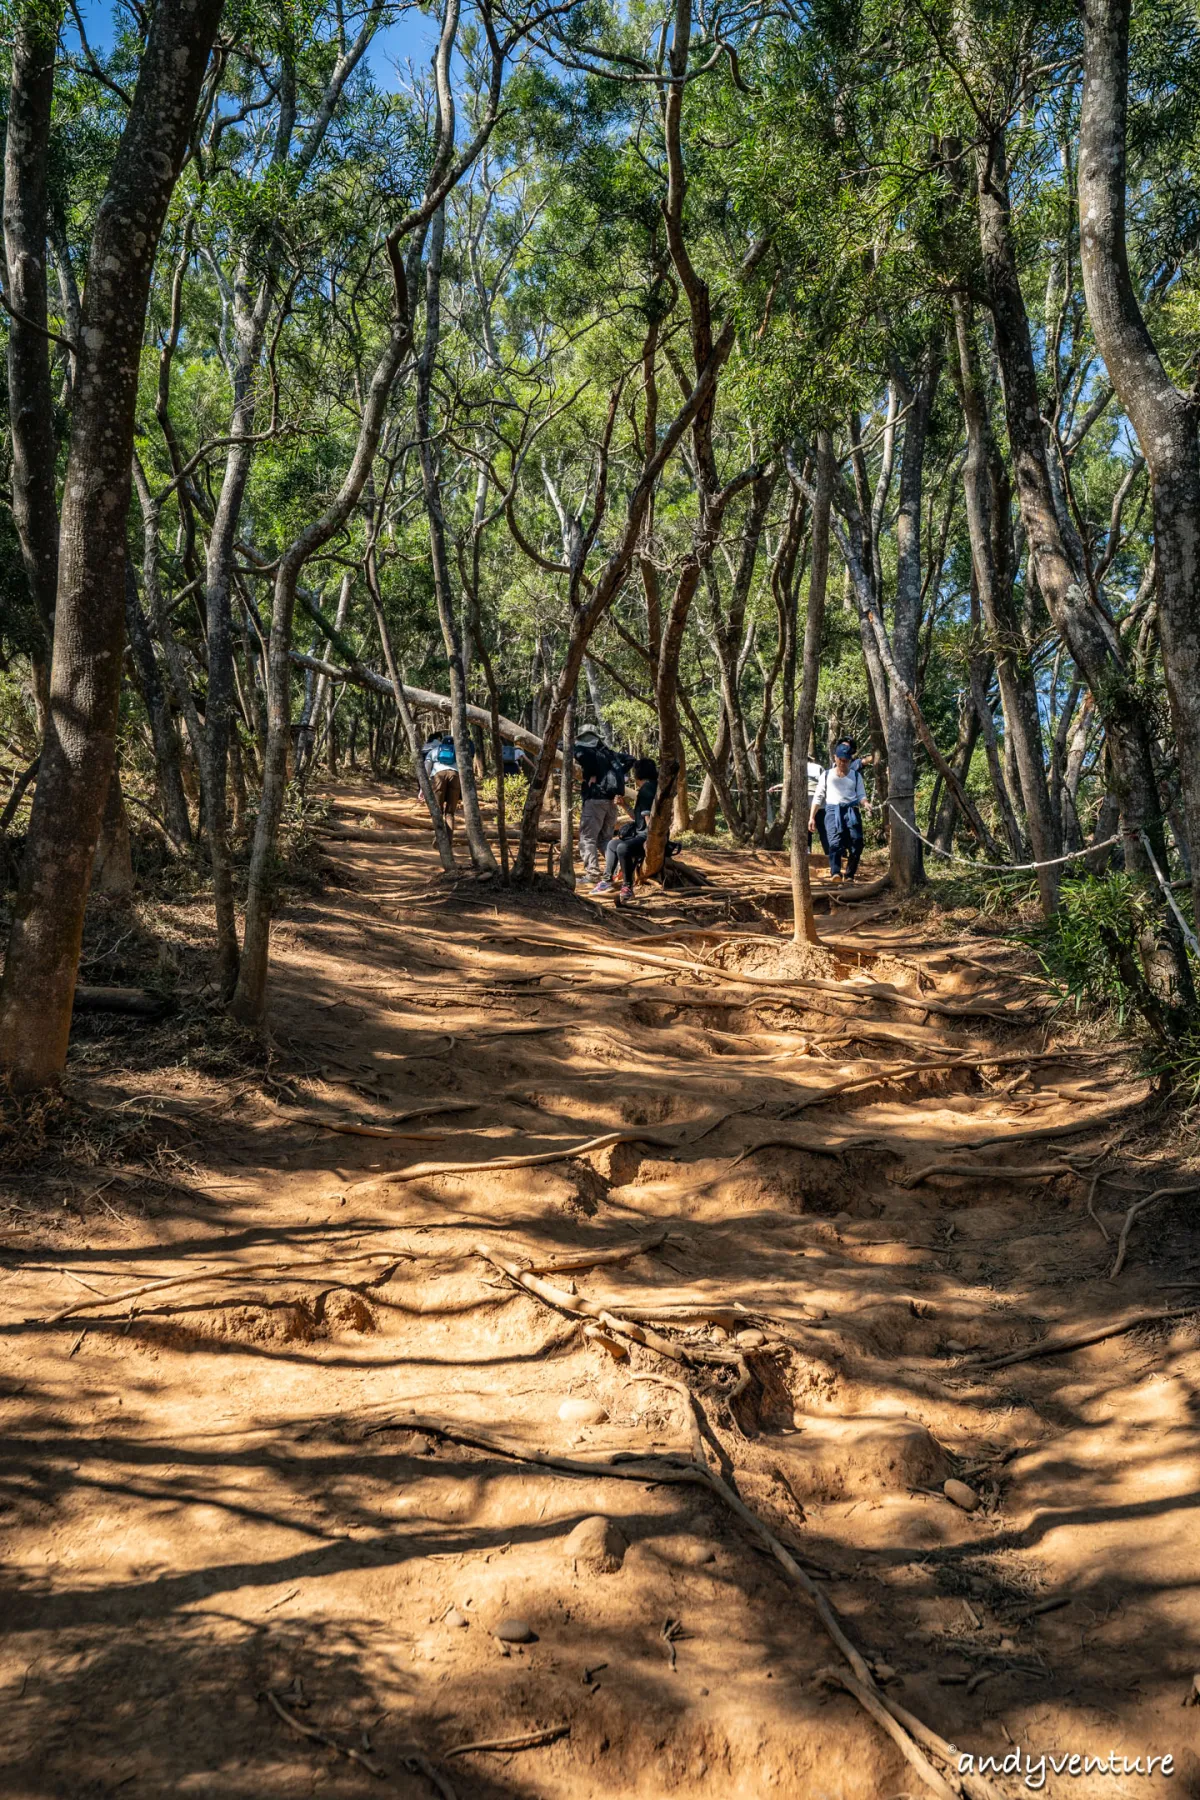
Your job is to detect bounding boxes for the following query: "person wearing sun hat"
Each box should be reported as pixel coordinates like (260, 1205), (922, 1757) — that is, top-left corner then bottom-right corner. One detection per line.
(808, 738), (866, 883)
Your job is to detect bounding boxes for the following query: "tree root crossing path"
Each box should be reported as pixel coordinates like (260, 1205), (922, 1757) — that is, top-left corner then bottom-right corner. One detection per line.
(3, 781), (1199, 1800)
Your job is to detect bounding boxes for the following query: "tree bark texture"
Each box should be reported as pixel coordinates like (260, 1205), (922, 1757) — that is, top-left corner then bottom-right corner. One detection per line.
(3, 2), (65, 722)
(789, 431), (834, 944)
(0, 0), (225, 1088)
(952, 294), (1060, 912)
(1079, 0), (1200, 941)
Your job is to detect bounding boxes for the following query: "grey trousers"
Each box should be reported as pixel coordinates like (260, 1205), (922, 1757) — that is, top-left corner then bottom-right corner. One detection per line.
(579, 798), (620, 875)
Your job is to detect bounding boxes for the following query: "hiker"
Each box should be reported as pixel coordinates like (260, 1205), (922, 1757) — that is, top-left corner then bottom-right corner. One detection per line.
(591, 757), (658, 901)
(809, 739), (865, 883)
(425, 732), (461, 831)
(501, 739), (530, 781)
(574, 725), (633, 880)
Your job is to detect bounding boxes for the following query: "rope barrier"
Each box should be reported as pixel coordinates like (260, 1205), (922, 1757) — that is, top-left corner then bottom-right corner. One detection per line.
(886, 803), (1122, 873)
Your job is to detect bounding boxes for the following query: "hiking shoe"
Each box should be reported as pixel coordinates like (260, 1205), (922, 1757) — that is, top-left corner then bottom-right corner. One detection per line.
(619, 884), (634, 902)
(590, 879), (615, 895)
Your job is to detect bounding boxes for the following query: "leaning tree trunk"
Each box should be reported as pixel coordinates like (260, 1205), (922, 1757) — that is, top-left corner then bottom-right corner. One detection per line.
(3, 1), (64, 732)
(1079, 0), (1200, 948)
(0, 0), (225, 1089)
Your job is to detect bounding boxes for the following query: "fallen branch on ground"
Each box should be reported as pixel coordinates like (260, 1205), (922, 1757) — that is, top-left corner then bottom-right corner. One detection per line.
(966, 1305), (1200, 1368)
(264, 1689), (386, 1779)
(816, 1670), (957, 1800)
(446, 1725), (569, 1757)
(1109, 1182), (1200, 1279)
(474, 1241), (741, 1368)
(364, 1409), (956, 1800)
(73, 985), (173, 1018)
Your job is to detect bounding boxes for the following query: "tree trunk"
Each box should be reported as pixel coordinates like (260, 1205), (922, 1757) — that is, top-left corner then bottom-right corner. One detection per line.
(1079, 0), (1200, 939)
(0, 0), (225, 1089)
(124, 558), (191, 847)
(976, 120), (1191, 1002)
(951, 291), (1060, 912)
(231, 317), (409, 1025)
(416, 205), (497, 877)
(887, 341), (942, 892)
(789, 431), (834, 943)
(3, 2), (65, 729)
(91, 762), (134, 901)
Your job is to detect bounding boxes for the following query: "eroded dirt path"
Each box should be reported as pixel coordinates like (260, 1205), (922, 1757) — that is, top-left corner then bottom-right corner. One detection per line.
(3, 779), (1200, 1799)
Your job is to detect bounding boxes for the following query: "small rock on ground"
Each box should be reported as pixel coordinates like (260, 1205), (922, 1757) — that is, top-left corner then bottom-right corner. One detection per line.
(494, 1617), (537, 1644)
(557, 1397), (607, 1425)
(944, 1478), (981, 1513)
(563, 1515), (627, 1574)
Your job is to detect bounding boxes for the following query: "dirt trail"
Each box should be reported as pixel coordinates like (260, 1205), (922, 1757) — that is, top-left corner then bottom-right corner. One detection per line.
(3, 779), (1200, 1799)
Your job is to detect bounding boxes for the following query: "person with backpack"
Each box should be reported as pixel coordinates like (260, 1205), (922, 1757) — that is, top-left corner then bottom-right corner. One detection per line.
(590, 758), (658, 901)
(574, 726), (632, 880)
(808, 739), (866, 883)
(425, 732), (461, 831)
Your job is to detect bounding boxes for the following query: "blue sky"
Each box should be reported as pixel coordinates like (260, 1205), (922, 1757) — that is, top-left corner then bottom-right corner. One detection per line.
(72, 3), (439, 87)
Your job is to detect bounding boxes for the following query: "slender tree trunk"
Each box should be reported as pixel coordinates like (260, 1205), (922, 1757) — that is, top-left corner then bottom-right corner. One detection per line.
(558, 692), (576, 886)
(1079, 0), (1200, 939)
(416, 206), (497, 876)
(124, 558), (191, 846)
(932, 698), (982, 855)
(952, 293), (1059, 911)
(0, 0), (225, 1088)
(91, 761), (134, 901)
(3, 2), (65, 731)
(789, 431), (833, 943)
(887, 342), (942, 891)
(231, 320), (408, 1024)
(976, 120), (1191, 1002)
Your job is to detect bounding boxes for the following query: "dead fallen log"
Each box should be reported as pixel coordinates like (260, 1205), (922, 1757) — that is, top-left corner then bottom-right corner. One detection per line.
(73, 985), (173, 1019)
(289, 651), (549, 758)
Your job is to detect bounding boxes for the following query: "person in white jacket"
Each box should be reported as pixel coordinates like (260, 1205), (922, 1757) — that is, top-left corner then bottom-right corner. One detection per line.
(808, 739), (866, 882)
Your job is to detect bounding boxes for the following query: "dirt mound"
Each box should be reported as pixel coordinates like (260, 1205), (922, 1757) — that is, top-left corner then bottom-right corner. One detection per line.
(705, 938), (838, 982)
(772, 1413), (951, 1502)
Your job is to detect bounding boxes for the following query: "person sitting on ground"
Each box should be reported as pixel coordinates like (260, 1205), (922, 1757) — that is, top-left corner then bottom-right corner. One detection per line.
(808, 739), (865, 883)
(426, 732), (461, 832)
(591, 757), (658, 900)
(574, 725), (633, 880)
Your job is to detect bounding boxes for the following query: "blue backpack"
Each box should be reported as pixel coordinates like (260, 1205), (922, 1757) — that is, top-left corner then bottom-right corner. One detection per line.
(435, 739), (457, 767)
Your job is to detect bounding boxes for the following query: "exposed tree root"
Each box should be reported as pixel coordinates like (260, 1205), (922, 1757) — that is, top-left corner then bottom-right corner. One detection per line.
(347, 1126), (693, 1195)
(484, 935), (1025, 1022)
(43, 1250), (408, 1324)
(473, 1241), (743, 1369)
(967, 1304), (1200, 1368)
(368, 1381), (979, 1800)
(1109, 1181), (1200, 1279)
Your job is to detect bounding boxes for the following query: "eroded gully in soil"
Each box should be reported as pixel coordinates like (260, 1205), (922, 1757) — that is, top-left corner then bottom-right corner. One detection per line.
(3, 778), (1200, 1800)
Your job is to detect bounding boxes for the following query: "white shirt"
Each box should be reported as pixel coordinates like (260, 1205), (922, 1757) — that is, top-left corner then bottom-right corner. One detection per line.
(813, 765), (865, 808)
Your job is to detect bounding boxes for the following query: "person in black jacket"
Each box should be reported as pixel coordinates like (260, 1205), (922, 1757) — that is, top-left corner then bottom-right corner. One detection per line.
(590, 759), (657, 899)
(574, 726), (632, 878)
